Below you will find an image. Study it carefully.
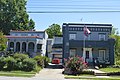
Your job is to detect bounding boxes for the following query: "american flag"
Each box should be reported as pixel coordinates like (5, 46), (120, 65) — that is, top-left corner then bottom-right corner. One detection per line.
(84, 26), (91, 37)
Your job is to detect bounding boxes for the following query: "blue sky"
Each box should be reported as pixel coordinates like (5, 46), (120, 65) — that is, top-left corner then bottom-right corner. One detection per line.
(26, 0), (120, 32)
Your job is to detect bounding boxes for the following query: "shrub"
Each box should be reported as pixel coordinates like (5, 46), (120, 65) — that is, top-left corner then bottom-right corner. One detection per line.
(80, 70), (94, 75)
(34, 56), (44, 68)
(0, 57), (6, 70)
(5, 57), (16, 71)
(43, 56), (50, 67)
(116, 60), (120, 65)
(64, 56), (87, 75)
(14, 58), (23, 70)
(13, 53), (29, 61)
(34, 56), (50, 68)
(22, 58), (37, 71)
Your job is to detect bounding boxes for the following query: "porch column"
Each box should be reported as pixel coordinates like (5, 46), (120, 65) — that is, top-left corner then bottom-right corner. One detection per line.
(20, 42), (22, 52)
(14, 42), (16, 52)
(26, 42), (28, 52)
(34, 42), (37, 52)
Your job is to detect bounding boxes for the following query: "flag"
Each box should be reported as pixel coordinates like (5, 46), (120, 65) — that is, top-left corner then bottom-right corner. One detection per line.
(84, 26), (91, 37)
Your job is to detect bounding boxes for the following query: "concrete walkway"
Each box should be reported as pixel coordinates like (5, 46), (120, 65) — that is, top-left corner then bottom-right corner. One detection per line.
(35, 68), (64, 80)
(88, 69), (105, 73)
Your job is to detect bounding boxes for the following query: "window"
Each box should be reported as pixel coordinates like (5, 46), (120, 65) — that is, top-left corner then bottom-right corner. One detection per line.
(99, 33), (106, 41)
(28, 34), (31, 36)
(99, 50), (105, 60)
(70, 49), (76, 57)
(69, 34), (76, 40)
(21, 34), (27, 36)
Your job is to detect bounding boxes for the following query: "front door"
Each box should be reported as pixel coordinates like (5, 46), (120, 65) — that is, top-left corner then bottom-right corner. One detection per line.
(83, 48), (92, 63)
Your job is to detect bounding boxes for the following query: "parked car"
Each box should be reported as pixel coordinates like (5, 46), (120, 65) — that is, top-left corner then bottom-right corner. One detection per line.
(52, 58), (60, 64)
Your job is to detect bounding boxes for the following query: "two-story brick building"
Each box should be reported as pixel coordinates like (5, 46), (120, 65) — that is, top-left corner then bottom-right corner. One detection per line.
(6, 30), (48, 57)
(62, 23), (115, 65)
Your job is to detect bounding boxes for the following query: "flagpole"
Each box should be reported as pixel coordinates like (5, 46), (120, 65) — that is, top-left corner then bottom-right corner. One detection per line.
(83, 26), (86, 62)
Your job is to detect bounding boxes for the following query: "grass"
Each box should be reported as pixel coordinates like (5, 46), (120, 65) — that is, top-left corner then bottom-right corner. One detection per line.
(0, 71), (36, 77)
(65, 75), (120, 80)
(0, 67), (42, 77)
(99, 67), (120, 73)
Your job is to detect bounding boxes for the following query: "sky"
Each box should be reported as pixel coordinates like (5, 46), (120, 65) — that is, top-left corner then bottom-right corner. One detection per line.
(26, 0), (120, 32)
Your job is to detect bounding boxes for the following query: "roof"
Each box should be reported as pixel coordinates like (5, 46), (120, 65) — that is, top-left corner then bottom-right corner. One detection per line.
(63, 23), (112, 27)
(6, 36), (41, 38)
(10, 30), (45, 33)
(54, 35), (63, 37)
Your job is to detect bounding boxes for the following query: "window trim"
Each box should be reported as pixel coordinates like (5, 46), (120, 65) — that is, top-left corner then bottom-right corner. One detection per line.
(69, 33), (77, 40)
(99, 50), (106, 60)
(99, 33), (106, 41)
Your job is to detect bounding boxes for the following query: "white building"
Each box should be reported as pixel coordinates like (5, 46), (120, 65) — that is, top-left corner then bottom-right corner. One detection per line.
(6, 30), (48, 57)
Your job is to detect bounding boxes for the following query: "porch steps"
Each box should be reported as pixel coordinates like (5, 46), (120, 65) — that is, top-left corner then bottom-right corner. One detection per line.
(88, 69), (107, 76)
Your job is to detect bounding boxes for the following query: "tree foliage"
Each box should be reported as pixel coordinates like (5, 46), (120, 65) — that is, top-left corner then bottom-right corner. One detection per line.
(110, 28), (120, 61)
(45, 24), (62, 38)
(0, 0), (35, 35)
(0, 32), (8, 51)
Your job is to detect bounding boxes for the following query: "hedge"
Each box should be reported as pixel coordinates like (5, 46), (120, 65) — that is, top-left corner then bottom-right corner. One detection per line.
(22, 58), (37, 71)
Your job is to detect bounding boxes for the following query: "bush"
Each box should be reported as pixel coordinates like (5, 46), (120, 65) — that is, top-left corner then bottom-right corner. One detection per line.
(43, 56), (50, 67)
(64, 56), (87, 75)
(34, 56), (44, 68)
(14, 58), (23, 70)
(34, 56), (50, 68)
(80, 70), (94, 75)
(22, 58), (37, 71)
(116, 60), (120, 65)
(13, 53), (29, 61)
(0, 57), (6, 70)
(5, 57), (16, 71)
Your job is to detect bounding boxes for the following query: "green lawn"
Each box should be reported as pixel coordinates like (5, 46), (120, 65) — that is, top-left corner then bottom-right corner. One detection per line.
(65, 75), (120, 80)
(99, 67), (120, 72)
(0, 71), (37, 77)
(0, 67), (42, 77)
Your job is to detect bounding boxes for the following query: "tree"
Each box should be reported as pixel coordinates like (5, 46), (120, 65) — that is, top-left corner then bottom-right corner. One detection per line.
(110, 28), (120, 61)
(0, 32), (8, 51)
(0, 0), (35, 35)
(45, 24), (62, 38)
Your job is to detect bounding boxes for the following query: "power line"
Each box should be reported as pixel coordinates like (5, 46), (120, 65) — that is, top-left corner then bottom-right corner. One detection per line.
(27, 10), (120, 13)
(1, 10), (120, 14)
(27, 7), (120, 10)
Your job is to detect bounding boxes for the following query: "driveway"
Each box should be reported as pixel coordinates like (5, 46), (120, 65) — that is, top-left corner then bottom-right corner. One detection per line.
(35, 68), (64, 80)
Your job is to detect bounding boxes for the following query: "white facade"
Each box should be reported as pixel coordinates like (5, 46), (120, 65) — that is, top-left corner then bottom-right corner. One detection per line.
(7, 30), (48, 57)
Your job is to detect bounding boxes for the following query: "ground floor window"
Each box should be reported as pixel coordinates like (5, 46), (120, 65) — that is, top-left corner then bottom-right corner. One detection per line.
(99, 50), (105, 61)
(70, 49), (76, 57)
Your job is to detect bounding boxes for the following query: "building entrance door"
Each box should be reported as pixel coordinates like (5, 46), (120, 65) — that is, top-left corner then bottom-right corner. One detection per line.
(83, 48), (93, 63)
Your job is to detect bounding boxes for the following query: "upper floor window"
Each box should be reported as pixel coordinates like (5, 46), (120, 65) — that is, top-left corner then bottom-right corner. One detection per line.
(21, 34), (27, 36)
(99, 33), (106, 41)
(28, 34), (31, 36)
(54, 37), (63, 44)
(69, 34), (76, 40)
